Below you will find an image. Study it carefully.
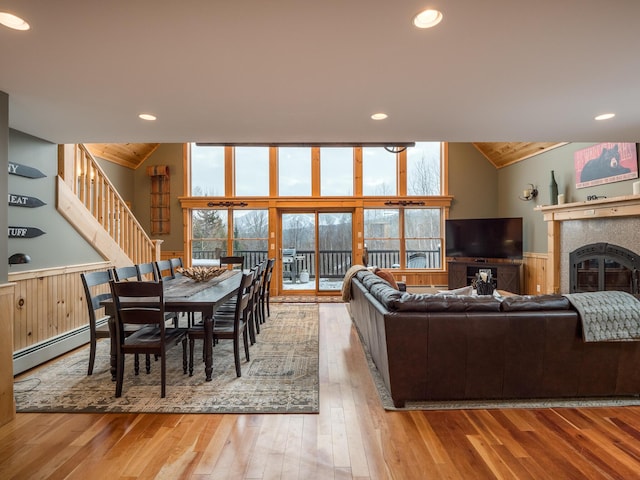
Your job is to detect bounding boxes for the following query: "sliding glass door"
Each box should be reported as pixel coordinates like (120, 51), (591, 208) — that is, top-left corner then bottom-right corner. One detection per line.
(280, 211), (352, 293)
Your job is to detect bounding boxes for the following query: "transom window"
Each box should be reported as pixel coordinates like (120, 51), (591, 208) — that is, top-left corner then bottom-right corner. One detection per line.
(235, 147), (269, 196)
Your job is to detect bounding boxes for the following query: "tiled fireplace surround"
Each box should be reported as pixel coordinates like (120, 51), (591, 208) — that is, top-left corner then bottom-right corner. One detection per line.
(538, 195), (640, 294)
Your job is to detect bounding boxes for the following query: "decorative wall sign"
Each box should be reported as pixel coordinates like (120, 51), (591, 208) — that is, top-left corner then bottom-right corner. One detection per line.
(7, 162), (46, 179)
(574, 142), (638, 189)
(8, 226), (46, 238)
(8, 193), (46, 208)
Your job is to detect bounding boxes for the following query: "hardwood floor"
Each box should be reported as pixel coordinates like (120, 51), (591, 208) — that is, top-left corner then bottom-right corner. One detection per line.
(2, 303), (640, 479)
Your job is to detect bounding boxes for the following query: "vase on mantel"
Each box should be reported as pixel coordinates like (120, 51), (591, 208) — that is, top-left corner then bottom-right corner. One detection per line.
(550, 170), (558, 205)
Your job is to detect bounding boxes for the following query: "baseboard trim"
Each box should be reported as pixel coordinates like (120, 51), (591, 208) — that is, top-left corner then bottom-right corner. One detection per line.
(12, 320), (106, 375)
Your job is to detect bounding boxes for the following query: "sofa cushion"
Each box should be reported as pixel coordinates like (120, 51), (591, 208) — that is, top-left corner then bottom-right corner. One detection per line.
(500, 294), (570, 312)
(374, 268), (399, 290)
(390, 293), (502, 312)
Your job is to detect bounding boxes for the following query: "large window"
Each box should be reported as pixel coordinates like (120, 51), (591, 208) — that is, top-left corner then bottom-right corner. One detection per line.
(364, 209), (400, 268)
(191, 144), (224, 196)
(407, 142), (441, 196)
(320, 147), (353, 196)
(364, 208), (442, 269)
(404, 208), (442, 268)
(278, 147), (311, 196)
(235, 147), (269, 196)
(362, 147), (397, 196)
(192, 209), (228, 265)
(187, 142), (449, 274)
(233, 210), (269, 266)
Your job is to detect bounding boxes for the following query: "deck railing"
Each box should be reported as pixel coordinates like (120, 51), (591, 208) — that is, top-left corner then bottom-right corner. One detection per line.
(192, 248), (441, 278)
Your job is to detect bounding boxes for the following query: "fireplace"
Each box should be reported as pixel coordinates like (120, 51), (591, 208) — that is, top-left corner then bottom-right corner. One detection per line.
(570, 243), (640, 294)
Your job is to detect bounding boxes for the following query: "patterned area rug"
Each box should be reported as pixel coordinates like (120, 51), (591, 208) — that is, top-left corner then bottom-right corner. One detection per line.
(271, 295), (343, 303)
(355, 321), (640, 411)
(15, 304), (319, 414)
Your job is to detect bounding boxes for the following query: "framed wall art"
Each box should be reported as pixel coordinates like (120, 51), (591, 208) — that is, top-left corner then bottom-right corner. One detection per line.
(574, 142), (638, 189)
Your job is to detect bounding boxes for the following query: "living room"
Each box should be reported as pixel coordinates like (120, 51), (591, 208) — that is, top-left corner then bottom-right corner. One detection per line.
(3, 2), (640, 477)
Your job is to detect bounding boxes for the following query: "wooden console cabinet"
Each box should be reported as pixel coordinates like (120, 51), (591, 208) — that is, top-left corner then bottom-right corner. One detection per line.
(448, 260), (523, 294)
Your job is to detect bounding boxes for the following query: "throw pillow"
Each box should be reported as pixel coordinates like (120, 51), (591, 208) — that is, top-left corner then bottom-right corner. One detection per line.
(374, 268), (399, 290)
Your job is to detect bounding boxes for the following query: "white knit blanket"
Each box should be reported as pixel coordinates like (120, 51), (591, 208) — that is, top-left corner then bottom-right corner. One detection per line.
(564, 291), (640, 342)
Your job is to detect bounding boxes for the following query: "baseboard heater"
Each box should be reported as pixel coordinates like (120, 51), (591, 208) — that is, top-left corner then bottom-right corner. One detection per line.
(12, 320), (104, 375)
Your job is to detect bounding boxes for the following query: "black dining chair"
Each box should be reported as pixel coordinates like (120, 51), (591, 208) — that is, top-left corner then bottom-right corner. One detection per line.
(187, 269), (255, 378)
(113, 265), (139, 282)
(81, 270), (148, 378)
(155, 259), (175, 281)
(110, 280), (188, 398)
(170, 257), (184, 277)
(260, 258), (276, 321)
(80, 270), (115, 376)
(136, 262), (159, 281)
(219, 256), (245, 270)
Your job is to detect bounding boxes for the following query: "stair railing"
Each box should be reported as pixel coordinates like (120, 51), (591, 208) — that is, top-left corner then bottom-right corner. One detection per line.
(57, 144), (159, 265)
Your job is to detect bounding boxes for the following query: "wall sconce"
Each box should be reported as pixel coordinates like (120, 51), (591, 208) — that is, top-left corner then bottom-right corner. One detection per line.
(519, 184), (538, 201)
(8, 253), (31, 266)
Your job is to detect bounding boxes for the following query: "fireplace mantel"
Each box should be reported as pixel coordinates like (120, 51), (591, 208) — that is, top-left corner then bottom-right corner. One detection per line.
(536, 194), (640, 222)
(537, 194), (640, 293)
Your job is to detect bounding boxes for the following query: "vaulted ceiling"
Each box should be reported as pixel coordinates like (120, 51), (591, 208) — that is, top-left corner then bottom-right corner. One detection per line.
(3, 2), (639, 147)
(86, 141), (568, 170)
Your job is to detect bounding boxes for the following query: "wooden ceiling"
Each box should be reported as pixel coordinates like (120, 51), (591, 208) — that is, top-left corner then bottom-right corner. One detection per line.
(85, 143), (160, 169)
(473, 142), (568, 168)
(86, 142), (567, 170)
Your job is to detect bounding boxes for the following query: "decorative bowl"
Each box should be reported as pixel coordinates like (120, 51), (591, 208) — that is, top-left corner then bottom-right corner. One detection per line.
(176, 266), (225, 282)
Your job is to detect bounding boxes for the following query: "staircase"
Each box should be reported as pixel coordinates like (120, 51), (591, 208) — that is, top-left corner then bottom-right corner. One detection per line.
(56, 144), (160, 266)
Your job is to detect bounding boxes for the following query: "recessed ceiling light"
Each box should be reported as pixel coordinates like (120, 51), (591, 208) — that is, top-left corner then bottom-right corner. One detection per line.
(371, 113), (388, 120)
(139, 113), (157, 121)
(0, 12), (30, 31)
(413, 9), (443, 29)
(594, 113), (615, 121)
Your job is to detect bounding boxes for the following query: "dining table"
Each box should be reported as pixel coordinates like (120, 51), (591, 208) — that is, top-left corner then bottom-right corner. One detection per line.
(103, 269), (242, 381)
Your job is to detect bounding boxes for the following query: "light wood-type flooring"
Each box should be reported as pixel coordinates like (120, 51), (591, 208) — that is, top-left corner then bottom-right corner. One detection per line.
(2, 303), (640, 479)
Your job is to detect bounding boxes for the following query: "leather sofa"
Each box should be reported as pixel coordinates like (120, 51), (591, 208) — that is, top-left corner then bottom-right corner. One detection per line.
(349, 269), (640, 407)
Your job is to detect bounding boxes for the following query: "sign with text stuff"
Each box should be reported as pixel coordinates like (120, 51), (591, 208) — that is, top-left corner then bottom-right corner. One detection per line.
(8, 226), (46, 238)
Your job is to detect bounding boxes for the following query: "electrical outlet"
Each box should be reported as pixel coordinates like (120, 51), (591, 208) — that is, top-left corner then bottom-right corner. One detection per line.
(536, 284), (541, 292)
(402, 276), (406, 282)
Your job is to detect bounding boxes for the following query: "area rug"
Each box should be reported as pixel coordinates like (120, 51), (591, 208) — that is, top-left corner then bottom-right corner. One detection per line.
(271, 295), (343, 303)
(14, 304), (319, 414)
(357, 328), (640, 411)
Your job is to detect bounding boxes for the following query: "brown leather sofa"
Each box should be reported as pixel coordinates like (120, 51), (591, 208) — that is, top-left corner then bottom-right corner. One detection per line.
(349, 270), (640, 407)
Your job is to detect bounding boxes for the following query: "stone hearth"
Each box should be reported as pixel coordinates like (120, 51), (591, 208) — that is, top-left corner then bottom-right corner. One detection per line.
(537, 195), (640, 293)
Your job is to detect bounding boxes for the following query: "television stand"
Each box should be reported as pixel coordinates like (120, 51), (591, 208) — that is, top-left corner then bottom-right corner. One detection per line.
(448, 260), (523, 294)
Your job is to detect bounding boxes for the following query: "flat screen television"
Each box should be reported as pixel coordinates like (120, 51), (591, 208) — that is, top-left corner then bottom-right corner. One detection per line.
(445, 217), (523, 260)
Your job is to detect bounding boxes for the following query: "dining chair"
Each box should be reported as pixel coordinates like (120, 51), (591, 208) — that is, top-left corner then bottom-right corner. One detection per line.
(81, 270), (148, 378)
(136, 262), (159, 281)
(260, 258), (276, 322)
(187, 269), (255, 378)
(80, 270), (115, 377)
(113, 265), (139, 282)
(219, 256), (245, 270)
(170, 257), (184, 277)
(146, 260), (180, 328)
(250, 260), (267, 336)
(110, 280), (188, 398)
(155, 259), (175, 281)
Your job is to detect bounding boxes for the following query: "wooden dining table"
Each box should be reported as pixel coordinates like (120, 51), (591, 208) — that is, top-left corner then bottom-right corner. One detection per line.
(103, 270), (242, 381)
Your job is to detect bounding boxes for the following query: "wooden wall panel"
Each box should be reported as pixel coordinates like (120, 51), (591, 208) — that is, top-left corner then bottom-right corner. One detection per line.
(0, 283), (16, 426)
(9, 262), (111, 353)
(523, 253), (548, 295)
